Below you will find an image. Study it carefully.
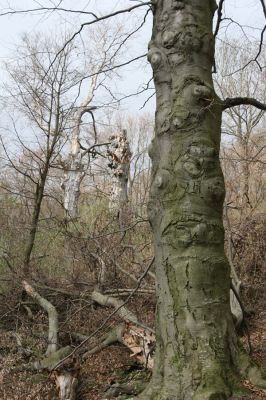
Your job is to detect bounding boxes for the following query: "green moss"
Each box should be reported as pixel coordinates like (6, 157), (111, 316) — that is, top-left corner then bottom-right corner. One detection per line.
(171, 354), (179, 366)
(194, 365), (232, 400)
(260, 363), (266, 379)
(228, 372), (251, 397)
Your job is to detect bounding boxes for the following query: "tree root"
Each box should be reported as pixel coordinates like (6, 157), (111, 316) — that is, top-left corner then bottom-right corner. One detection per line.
(236, 348), (266, 389)
(103, 380), (146, 399)
(133, 353), (266, 400)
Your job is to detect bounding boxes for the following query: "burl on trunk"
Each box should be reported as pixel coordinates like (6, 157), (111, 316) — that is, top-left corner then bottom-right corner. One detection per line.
(138, 1), (266, 399)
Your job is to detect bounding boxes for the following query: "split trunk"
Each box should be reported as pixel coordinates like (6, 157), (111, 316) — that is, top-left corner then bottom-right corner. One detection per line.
(108, 130), (131, 227)
(62, 132), (84, 220)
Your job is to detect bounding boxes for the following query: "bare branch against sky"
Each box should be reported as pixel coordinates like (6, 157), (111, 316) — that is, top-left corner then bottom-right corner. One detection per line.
(0, 0), (264, 113)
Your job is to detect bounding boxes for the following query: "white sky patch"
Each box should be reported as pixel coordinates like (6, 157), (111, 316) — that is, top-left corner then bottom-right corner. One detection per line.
(0, 0), (264, 114)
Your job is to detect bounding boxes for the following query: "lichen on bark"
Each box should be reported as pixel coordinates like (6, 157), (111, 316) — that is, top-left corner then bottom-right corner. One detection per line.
(137, 0), (266, 399)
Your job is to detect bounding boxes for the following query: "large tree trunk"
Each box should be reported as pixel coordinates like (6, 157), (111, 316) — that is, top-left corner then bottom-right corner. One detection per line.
(138, 1), (264, 399)
(61, 106), (98, 221)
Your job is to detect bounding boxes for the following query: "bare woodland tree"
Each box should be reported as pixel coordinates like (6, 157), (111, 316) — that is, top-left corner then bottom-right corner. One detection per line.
(1, 34), (74, 275)
(61, 23), (126, 220)
(100, 112), (154, 222)
(126, 113), (153, 216)
(1, 23), (127, 273)
(216, 41), (266, 215)
(0, 1), (265, 400)
(215, 41), (266, 307)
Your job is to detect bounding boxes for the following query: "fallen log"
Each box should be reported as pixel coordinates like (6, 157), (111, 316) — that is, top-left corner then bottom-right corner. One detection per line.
(82, 324), (125, 360)
(83, 321), (155, 369)
(88, 290), (155, 368)
(22, 280), (79, 400)
(23, 280), (58, 356)
(91, 289), (138, 325)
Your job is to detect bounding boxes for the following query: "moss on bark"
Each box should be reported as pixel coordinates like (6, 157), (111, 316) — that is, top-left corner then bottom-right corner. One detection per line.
(137, 0), (266, 399)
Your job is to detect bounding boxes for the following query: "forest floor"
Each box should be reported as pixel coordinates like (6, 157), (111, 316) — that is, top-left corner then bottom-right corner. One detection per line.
(0, 288), (265, 400)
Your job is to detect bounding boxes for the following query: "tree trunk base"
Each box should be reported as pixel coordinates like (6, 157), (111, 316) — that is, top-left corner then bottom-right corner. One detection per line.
(134, 348), (266, 400)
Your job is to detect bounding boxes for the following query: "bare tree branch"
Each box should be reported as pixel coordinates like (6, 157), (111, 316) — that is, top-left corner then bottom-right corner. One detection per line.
(67, 53), (147, 86)
(0, 6), (98, 18)
(223, 26), (266, 76)
(259, 0), (266, 19)
(47, 2), (151, 75)
(214, 0), (225, 38)
(222, 97), (266, 111)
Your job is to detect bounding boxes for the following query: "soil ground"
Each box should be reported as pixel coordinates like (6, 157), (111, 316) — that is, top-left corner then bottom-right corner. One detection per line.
(0, 290), (265, 400)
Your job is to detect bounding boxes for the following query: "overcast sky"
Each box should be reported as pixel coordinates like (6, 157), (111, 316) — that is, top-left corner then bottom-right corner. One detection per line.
(0, 0), (264, 114)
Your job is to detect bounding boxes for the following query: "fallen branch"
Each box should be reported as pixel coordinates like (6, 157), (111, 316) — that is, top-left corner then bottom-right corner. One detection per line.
(89, 290), (155, 368)
(92, 289), (138, 325)
(22, 280), (58, 355)
(103, 288), (155, 296)
(83, 322), (155, 369)
(32, 346), (73, 370)
(22, 281), (79, 400)
(52, 256), (155, 370)
(82, 324), (125, 359)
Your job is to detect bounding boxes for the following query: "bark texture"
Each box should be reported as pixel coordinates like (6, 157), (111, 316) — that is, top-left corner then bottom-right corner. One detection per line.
(138, 1), (263, 399)
(61, 127), (85, 220)
(108, 130), (131, 226)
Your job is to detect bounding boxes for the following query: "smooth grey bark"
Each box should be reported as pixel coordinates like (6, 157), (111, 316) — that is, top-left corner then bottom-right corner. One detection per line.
(136, 1), (266, 399)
